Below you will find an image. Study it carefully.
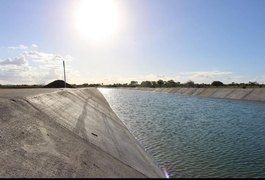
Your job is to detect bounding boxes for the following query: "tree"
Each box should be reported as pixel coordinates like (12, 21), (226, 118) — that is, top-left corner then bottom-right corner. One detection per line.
(157, 79), (164, 87)
(141, 81), (152, 87)
(248, 81), (258, 86)
(82, 83), (88, 87)
(211, 81), (224, 87)
(129, 81), (138, 87)
(185, 80), (195, 87)
(151, 81), (157, 88)
(166, 80), (176, 87)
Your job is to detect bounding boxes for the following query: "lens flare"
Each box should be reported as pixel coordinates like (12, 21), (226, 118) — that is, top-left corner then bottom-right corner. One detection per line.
(162, 167), (169, 178)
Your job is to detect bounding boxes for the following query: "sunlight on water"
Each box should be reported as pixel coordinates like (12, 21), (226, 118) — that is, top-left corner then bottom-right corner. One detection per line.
(99, 88), (265, 178)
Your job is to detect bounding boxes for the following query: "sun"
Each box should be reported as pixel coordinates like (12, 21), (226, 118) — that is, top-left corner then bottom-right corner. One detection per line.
(74, 0), (121, 41)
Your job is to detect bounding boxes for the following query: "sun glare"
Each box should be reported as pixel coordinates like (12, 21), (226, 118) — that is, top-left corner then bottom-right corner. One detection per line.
(75, 0), (121, 41)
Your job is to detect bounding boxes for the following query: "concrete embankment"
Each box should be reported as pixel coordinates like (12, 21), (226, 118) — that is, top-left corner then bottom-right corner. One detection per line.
(130, 87), (265, 102)
(0, 88), (164, 178)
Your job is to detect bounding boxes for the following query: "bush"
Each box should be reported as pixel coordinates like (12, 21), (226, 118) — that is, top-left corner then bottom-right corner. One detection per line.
(211, 81), (224, 87)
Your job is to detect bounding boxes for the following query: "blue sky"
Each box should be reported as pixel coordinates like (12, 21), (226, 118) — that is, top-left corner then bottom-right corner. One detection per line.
(0, 0), (265, 85)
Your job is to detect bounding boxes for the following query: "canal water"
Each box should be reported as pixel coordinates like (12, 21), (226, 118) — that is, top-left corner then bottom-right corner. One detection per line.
(99, 88), (265, 178)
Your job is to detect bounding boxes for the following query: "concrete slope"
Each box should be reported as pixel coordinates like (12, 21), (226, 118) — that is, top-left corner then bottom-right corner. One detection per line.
(0, 88), (164, 178)
(130, 87), (265, 102)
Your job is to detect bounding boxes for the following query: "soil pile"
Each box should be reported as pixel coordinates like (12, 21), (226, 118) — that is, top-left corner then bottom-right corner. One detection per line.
(44, 80), (73, 88)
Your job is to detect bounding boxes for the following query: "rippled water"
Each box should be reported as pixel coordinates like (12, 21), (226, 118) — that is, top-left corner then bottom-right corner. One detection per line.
(99, 88), (265, 178)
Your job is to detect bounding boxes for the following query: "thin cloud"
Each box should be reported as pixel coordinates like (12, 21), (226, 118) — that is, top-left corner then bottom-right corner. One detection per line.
(181, 71), (232, 78)
(23, 51), (72, 62)
(97, 71), (234, 84)
(156, 75), (166, 79)
(31, 44), (38, 48)
(175, 70), (233, 83)
(8, 44), (28, 50)
(23, 51), (53, 60)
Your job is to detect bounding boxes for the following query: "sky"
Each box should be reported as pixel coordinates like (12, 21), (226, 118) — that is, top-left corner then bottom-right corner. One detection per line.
(0, 0), (265, 85)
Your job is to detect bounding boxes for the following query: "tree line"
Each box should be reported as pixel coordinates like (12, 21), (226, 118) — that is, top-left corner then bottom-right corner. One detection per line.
(101, 80), (265, 88)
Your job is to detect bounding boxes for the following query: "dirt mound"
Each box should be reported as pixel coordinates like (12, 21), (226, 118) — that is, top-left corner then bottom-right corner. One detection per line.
(44, 80), (73, 88)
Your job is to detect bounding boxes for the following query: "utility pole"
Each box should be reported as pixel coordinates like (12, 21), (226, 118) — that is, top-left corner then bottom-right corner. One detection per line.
(63, 60), (66, 88)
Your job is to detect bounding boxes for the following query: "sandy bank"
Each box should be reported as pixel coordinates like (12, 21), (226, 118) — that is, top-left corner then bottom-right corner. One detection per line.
(129, 87), (265, 102)
(0, 88), (163, 178)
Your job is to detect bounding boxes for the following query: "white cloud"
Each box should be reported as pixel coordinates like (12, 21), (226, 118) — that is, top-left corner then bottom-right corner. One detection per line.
(8, 44), (28, 50)
(0, 50), (76, 85)
(0, 56), (27, 66)
(0, 58), (32, 84)
(31, 44), (38, 48)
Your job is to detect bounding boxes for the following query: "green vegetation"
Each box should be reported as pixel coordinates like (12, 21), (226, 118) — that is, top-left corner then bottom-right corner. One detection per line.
(0, 84), (44, 89)
(103, 80), (265, 88)
(1, 80), (264, 89)
(211, 81), (224, 87)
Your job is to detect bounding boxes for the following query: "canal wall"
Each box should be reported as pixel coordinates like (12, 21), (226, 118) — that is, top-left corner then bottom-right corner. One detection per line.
(130, 87), (265, 102)
(0, 88), (164, 178)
